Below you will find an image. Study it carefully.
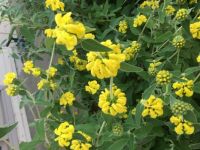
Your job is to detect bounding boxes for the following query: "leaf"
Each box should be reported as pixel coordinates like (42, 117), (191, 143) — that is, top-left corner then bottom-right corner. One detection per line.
(142, 84), (156, 99)
(184, 111), (197, 123)
(184, 66), (200, 76)
(155, 31), (172, 43)
(189, 143), (200, 149)
(107, 138), (128, 150)
(0, 123), (18, 138)
(80, 39), (112, 52)
(45, 37), (54, 49)
(135, 103), (144, 128)
(120, 62), (143, 73)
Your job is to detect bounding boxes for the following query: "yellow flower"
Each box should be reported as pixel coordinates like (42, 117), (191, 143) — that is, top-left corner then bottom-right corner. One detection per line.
(45, 0), (64, 11)
(6, 84), (17, 96)
(123, 41), (141, 61)
(197, 55), (200, 63)
(46, 67), (57, 78)
(175, 9), (189, 21)
(77, 131), (92, 142)
(165, 5), (176, 16)
(54, 122), (75, 147)
(70, 140), (92, 150)
(170, 116), (195, 135)
(31, 68), (41, 77)
(49, 80), (57, 90)
(142, 95), (164, 119)
(84, 33), (95, 39)
(118, 20), (128, 34)
(58, 57), (65, 65)
(23, 60), (34, 74)
(3, 72), (17, 85)
(172, 78), (194, 97)
(156, 70), (172, 85)
(140, 0), (159, 9)
(55, 12), (73, 27)
(44, 28), (55, 38)
(86, 40), (125, 79)
(85, 80), (100, 95)
(172, 35), (185, 48)
(59, 92), (75, 107)
(37, 79), (48, 90)
(133, 15), (147, 27)
(98, 86), (127, 116)
(65, 22), (86, 39)
(148, 60), (161, 75)
(190, 21), (200, 40)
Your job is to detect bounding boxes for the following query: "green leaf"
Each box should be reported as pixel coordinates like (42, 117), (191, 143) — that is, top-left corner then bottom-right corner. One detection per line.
(120, 62), (143, 72)
(107, 138), (128, 150)
(45, 38), (54, 49)
(142, 84), (156, 99)
(135, 103), (144, 128)
(184, 66), (200, 76)
(189, 143), (200, 149)
(155, 31), (172, 43)
(80, 39), (112, 52)
(0, 123), (18, 138)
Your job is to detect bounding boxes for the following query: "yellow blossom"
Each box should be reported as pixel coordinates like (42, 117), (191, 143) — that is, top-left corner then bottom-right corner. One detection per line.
(31, 68), (41, 77)
(6, 84), (17, 96)
(84, 33), (95, 39)
(59, 92), (75, 107)
(190, 21), (200, 40)
(98, 86), (127, 116)
(165, 5), (176, 16)
(142, 95), (164, 119)
(46, 67), (57, 78)
(77, 131), (92, 142)
(175, 9), (189, 21)
(148, 60), (161, 75)
(156, 70), (172, 85)
(54, 122), (75, 147)
(140, 0), (159, 9)
(3, 72), (17, 85)
(86, 40), (125, 79)
(70, 140), (92, 150)
(133, 15), (147, 27)
(85, 80), (100, 95)
(118, 20), (128, 34)
(123, 41), (141, 61)
(23, 60), (34, 74)
(37, 79), (48, 90)
(197, 55), (200, 63)
(170, 116), (194, 135)
(58, 57), (65, 65)
(45, 0), (64, 11)
(173, 78), (194, 97)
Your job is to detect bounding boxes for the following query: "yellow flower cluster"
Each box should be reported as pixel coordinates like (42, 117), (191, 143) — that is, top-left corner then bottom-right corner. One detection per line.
(133, 15), (147, 27)
(85, 80), (100, 95)
(70, 140), (92, 150)
(98, 86), (127, 116)
(142, 95), (164, 119)
(172, 35), (185, 49)
(170, 116), (194, 135)
(173, 78), (194, 97)
(70, 50), (87, 71)
(165, 5), (176, 16)
(45, 12), (86, 50)
(45, 0), (64, 11)
(3, 72), (17, 96)
(3, 72), (16, 85)
(175, 9), (189, 20)
(46, 67), (57, 78)
(171, 100), (193, 116)
(112, 123), (124, 136)
(23, 60), (41, 77)
(54, 122), (75, 147)
(58, 57), (65, 65)
(197, 55), (200, 63)
(140, 0), (159, 9)
(148, 60), (161, 75)
(190, 21), (200, 40)
(37, 79), (57, 90)
(59, 92), (75, 107)
(5, 84), (17, 96)
(86, 40), (125, 79)
(118, 20), (128, 34)
(84, 33), (95, 39)
(123, 41), (141, 61)
(156, 70), (171, 85)
(77, 131), (92, 142)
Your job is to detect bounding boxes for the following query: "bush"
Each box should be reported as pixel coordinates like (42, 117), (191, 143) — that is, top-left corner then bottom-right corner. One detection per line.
(1, 0), (200, 149)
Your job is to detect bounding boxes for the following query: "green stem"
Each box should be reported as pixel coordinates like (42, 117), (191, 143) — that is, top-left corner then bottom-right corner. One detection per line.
(110, 77), (113, 100)
(176, 49), (180, 65)
(96, 121), (106, 147)
(47, 42), (56, 80)
(2, 139), (16, 150)
(194, 72), (200, 82)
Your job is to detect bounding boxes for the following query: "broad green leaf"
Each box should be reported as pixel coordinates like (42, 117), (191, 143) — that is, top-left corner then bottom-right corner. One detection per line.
(184, 111), (197, 123)
(80, 39), (112, 52)
(0, 123), (18, 138)
(155, 31), (172, 43)
(107, 138), (128, 150)
(135, 103), (144, 128)
(120, 62), (143, 72)
(189, 143), (200, 149)
(45, 37), (54, 49)
(20, 140), (43, 150)
(184, 66), (200, 76)
(142, 84), (156, 99)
